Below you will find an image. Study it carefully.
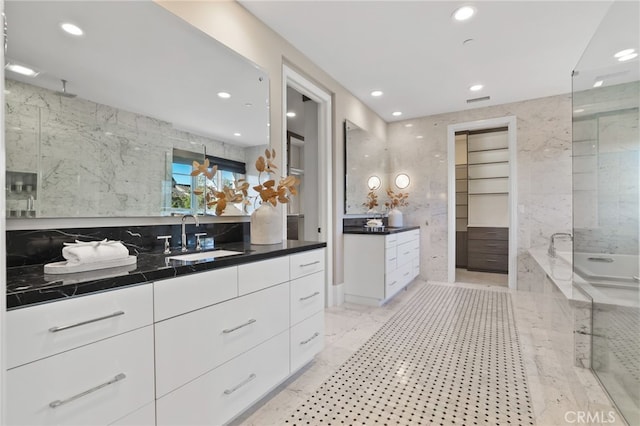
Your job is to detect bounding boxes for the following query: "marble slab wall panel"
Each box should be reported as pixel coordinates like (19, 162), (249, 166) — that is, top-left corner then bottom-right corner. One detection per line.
(6, 222), (248, 267)
(388, 94), (573, 283)
(5, 79), (249, 218)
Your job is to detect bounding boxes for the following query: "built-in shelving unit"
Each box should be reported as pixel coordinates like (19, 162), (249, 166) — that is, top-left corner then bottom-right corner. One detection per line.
(456, 128), (509, 274)
(455, 134), (468, 268)
(6, 171), (38, 218)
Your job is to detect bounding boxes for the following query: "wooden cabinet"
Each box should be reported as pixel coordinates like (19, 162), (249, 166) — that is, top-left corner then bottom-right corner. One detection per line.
(344, 229), (420, 306)
(467, 227), (508, 273)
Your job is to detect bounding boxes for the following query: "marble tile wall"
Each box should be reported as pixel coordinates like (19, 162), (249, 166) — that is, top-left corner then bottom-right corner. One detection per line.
(5, 79), (248, 218)
(387, 94), (573, 283)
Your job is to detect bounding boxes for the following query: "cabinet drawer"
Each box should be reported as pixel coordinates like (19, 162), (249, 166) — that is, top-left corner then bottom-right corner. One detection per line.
(385, 262), (412, 298)
(468, 239), (508, 255)
(467, 227), (508, 241)
(156, 331), (289, 426)
(290, 248), (325, 280)
(110, 402), (155, 426)
(385, 234), (398, 248)
(291, 311), (325, 373)
(7, 283), (153, 369)
(396, 241), (417, 267)
(238, 256), (289, 295)
(290, 271), (324, 326)
(385, 247), (397, 272)
(6, 327), (155, 426)
(397, 229), (419, 244)
(154, 283), (289, 397)
(467, 253), (508, 272)
(154, 266), (237, 321)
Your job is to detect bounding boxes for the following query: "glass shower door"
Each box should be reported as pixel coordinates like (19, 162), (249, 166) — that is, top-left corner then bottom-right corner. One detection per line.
(572, 2), (639, 424)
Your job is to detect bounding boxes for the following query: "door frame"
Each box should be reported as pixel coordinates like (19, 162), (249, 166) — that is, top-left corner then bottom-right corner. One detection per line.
(447, 116), (518, 289)
(283, 65), (334, 306)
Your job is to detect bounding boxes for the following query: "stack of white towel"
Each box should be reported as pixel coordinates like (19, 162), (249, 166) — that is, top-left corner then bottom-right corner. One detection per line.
(62, 239), (130, 264)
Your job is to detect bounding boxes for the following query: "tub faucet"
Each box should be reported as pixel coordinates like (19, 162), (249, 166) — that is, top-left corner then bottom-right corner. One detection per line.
(181, 214), (200, 252)
(548, 232), (572, 258)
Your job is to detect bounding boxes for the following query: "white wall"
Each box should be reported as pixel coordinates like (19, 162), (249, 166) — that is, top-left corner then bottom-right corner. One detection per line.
(158, 1), (387, 286)
(388, 93), (573, 289)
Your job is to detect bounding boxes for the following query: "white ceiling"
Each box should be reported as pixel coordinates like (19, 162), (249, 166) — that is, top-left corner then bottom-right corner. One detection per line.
(5, 1), (270, 147)
(240, 0), (616, 122)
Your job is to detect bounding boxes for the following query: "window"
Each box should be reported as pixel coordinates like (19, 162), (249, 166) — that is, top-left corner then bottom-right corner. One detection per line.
(170, 149), (246, 215)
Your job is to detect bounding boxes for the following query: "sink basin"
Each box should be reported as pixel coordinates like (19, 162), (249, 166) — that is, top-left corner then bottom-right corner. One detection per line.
(167, 250), (243, 262)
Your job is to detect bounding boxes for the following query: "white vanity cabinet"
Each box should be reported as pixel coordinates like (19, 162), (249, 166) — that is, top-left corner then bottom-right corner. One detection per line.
(344, 229), (420, 306)
(155, 248), (326, 425)
(5, 284), (155, 426)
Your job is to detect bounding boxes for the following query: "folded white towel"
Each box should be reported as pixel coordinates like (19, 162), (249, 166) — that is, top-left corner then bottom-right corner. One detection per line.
(62, 239), (129, 264)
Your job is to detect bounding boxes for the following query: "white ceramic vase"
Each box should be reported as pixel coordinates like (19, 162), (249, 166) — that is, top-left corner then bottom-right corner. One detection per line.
(388, 208), (403, 228)
(250, 203), (283, 244)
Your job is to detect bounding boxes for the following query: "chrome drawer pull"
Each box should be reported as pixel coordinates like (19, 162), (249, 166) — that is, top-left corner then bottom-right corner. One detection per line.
(403, 272), (410, 277)
(300, 332), (320, 345)
(299, 260), (321, 268)
(389, 257), (396, 261)
(222, 318), (256, 334)
(486, 259), (498, 262)
(403, 251), (411, 256)
(48, 311), (125, 333)
(300, 291), (320, 301)
(49, 373), (126, 408)
(390, 281), (398, 286)
(224, 373), (256, 395)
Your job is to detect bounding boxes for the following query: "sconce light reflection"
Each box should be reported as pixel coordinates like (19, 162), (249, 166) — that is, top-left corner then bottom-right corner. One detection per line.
(367, 175), (381, 190)
(395, 173), (410, 189)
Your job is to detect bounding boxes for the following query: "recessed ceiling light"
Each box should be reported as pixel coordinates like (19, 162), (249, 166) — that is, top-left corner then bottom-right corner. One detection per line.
(244, 102), (253, 107)
(593, 80), (603, 88)
(233, 132), (241, 137)
(573, 109), (585, 113)
(416, 135), (424, 139)
(452, 5), (476, 21)
(5, 63), (39, 77)
(469, 84), (483, 92)
(60, 22), (83, 36)
(392, 111), (402, 117)
(217, 92), (231, 99)
(371, 90), (383, 97)
(618, 53), (638, 62)
(405, 123), (413, 128)
(286, 111), (296, 118)
(614, 48), (635, 58)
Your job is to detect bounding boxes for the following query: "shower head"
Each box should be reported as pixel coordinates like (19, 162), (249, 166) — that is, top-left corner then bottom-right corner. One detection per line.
(55, 79), (77, 98)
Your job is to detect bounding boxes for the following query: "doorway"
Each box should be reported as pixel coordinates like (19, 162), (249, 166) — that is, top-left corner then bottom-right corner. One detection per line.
(283, 65), (334, 306)
(447, 116), (518, 289)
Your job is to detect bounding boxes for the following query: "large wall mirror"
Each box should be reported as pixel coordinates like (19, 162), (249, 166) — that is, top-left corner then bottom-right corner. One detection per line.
(4, 1), (269, 218)
(344, 120), (388, 214)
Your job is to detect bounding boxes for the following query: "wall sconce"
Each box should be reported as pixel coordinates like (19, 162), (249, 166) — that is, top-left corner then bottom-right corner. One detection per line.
(395, 173), (410, 189)
(367, 175), (381, 190)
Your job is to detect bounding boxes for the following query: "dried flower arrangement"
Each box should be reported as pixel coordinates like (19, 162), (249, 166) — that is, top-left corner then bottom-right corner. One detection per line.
(363, 190), (379, 210)
(253, 148), (299, 207)
(384, 189), (409, 210)
(191, 159), (250, 215)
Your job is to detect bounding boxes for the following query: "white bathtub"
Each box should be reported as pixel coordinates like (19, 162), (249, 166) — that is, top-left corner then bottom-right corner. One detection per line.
(558, 251), (639, 284)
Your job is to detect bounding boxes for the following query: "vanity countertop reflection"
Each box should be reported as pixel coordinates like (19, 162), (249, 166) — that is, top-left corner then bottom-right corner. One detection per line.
(343, 225), (420, 235)
(6, 240), (326, 310)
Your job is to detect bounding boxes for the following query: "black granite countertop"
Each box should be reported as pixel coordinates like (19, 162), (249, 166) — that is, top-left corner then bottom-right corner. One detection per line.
(7, 240), (326, 310)
(343, 225), (420, 235)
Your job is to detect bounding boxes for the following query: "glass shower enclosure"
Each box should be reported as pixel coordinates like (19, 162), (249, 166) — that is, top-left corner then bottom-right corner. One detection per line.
(572, 1), (639, 424)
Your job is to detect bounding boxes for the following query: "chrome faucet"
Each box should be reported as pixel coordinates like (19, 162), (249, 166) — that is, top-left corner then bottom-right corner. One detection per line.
(548, 232), (572, 258)
(181, 214), (200, 252)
